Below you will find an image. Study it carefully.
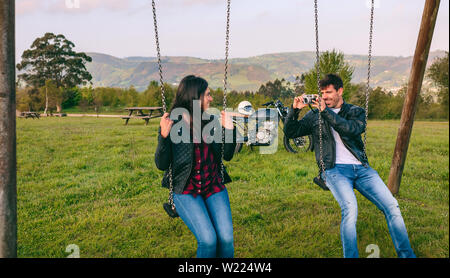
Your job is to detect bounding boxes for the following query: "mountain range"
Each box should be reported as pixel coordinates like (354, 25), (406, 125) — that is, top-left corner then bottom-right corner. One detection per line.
(84, 50), (447, 92)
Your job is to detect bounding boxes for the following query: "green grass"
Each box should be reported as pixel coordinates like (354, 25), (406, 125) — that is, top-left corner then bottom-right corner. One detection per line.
(16, 117), (449, 258)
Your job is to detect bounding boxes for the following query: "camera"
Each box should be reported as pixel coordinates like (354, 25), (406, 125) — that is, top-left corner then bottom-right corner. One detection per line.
(302, 94), (318, 104)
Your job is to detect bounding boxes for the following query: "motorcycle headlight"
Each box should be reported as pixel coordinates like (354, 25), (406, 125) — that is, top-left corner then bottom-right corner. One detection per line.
(263, 121), (276, 131)
(256, 131), (266, 140)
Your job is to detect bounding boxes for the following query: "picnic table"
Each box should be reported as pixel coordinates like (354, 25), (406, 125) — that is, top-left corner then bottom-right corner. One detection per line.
(18, 111), (40, 119)
(122, 107), (164, 125)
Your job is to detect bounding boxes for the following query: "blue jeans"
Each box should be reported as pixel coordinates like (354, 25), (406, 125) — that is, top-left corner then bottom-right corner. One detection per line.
(173, 188), (234, 258)
(323, 164), (416, 258)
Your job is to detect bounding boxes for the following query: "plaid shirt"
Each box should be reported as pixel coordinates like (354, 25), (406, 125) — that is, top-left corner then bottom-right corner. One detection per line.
(182, 141), (225, 199)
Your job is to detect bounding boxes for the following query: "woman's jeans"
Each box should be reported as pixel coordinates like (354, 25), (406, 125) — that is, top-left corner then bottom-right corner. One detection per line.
(323, 164), (416, 258)
(173, 188), (234, 258)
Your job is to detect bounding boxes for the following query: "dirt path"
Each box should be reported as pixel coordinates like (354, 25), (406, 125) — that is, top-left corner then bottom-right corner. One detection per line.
(65, 113), (124, 118)
(36, 113), (125, 118)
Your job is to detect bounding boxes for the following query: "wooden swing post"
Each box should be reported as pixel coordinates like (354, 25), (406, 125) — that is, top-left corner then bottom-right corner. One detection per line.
(0, 0), (17, 258)
(388, 0), (440, 194)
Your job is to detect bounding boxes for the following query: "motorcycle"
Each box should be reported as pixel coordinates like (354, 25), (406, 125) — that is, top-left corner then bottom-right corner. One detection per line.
(231, 99), (312, 153)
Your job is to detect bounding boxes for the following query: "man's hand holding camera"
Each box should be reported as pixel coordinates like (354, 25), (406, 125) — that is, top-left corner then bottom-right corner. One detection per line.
(293, 94), (326, 112)
(311, 95), (326, 112)
(293, 95), (308, 110)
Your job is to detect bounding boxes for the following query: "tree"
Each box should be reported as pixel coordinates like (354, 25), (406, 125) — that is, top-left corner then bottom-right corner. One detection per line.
(427, 51), (449, 118)
(210, 87), (224, 108)
(62, 87), (81, 109)
(21, 87), (43, 112)
(346, 83), (366, 107)
(121, 86), (139, 107)
(78, 86), (94, 112)
(39, 80), (62, 115)
(294, 74), (306, 95)
(304, 49), (354, 100)
(139, 81), (175, 108)
(16, 87), (33, 112)
(16, 33), (92, 112)
(257, 78), (293, 99)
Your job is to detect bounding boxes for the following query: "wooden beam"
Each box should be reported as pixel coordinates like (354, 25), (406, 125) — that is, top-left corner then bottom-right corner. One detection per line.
(388, 0), (440, 194)
(0, 0), (17, 258)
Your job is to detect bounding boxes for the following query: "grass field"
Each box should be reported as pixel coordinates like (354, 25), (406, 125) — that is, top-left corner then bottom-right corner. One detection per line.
(16, 117), (449, 258)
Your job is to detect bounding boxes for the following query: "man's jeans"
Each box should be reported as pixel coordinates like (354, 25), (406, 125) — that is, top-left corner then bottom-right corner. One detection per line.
(173, 188), (234, 258)
(323, 164), (416, 258)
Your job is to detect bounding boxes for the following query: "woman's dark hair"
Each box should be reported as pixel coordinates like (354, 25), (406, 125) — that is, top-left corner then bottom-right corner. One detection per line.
(319, 73), (344, 91)
(170, 75), (208, 115)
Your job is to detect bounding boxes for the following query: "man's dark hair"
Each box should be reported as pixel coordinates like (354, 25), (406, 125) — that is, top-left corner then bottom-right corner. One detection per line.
(319, 74), (343, 91)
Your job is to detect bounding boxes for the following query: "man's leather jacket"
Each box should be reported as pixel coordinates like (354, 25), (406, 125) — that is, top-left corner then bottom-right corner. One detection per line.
(284, 102), (369, 171)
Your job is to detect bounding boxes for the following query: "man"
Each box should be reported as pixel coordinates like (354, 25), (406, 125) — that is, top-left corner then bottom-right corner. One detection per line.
(284, 73), (415, 258)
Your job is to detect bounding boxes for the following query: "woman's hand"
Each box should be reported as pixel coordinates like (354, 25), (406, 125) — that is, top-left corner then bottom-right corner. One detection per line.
(159, 113), (173, 138)
(221, 111), (234, 130)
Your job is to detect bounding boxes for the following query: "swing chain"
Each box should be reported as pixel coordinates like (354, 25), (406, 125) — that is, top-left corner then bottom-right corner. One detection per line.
(152, 0), (167, 114)
(221, 0), (231, 182)
(152, 0), (174, 211)
(314, 0), (326, 181)
(363, 0), (374, 161)
(314, 0), (373, 179)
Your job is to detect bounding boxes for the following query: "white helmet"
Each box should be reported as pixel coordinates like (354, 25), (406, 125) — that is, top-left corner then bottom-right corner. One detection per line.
(237, 101), (254, 116)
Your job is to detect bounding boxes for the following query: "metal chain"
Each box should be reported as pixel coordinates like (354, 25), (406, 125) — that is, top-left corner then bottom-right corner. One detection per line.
(363, 0), (374, 161)
(314, 0), (326, 181)
(221, 0), (231, 182)
(152, 0), (167, 114)
(152, 0), (174, 210)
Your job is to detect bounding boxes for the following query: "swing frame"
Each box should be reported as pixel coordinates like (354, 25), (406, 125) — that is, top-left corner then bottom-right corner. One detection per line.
(0, 0), (440, 258)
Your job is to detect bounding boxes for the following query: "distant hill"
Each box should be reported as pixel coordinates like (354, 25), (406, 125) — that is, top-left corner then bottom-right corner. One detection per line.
(84, 50), (447, 92)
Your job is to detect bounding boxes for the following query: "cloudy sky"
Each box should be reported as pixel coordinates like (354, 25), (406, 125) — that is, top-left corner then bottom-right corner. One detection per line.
(16, 0), (449, 61)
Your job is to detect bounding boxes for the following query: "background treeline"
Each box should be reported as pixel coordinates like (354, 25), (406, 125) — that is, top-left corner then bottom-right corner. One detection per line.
(16, 79), (448, 119)
(16, 32), (448, 120)
(17, 76), (448, 120)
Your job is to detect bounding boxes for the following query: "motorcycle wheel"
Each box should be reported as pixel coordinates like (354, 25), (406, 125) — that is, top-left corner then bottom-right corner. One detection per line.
(283, 135), (312, 153)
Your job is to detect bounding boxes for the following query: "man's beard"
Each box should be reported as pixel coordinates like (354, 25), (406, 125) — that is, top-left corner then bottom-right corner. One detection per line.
(326, 101), (335, 108)
(327, 98), (343, 109)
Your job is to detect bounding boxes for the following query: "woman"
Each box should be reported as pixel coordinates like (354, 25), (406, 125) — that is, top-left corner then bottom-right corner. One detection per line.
(155, 75), (237, 258)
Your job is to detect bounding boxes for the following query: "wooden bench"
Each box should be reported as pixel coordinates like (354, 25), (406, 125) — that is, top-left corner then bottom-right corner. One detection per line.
(123, 107), (163, 125)
(121, 115), (153, 125)
(18, 111), (40, 119)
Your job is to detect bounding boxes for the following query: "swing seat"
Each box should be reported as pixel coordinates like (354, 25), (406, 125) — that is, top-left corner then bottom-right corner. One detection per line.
(313, 176), (329, 191)
(163, 202), (179, 218)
